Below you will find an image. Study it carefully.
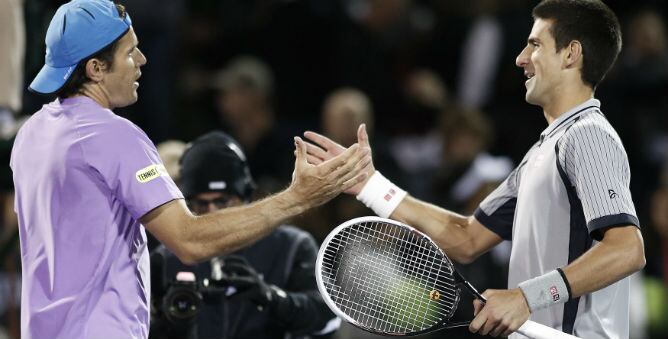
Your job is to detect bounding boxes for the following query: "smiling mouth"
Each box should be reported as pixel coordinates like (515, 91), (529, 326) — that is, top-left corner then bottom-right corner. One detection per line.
(524, 72), (535, 86)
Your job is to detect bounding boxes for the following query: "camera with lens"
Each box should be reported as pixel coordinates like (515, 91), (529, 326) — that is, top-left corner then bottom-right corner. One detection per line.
(150, 251), (229, 339)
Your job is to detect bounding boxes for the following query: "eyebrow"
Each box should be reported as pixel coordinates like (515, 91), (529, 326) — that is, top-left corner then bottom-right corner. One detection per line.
(528, 37), (540, 44)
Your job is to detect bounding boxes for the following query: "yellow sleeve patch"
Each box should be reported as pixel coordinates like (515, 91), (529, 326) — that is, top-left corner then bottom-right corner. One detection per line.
(135, 164), (167, 183)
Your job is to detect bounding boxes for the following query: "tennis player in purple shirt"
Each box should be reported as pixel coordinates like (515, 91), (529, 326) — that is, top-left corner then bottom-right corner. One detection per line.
(10, 1), (371, 338)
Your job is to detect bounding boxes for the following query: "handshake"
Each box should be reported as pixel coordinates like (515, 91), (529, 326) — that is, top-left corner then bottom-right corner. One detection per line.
(290, 124), (405, 219)
(286, 124), (375, 209)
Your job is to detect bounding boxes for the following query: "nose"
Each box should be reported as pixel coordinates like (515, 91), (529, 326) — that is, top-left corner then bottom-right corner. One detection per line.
(137, 48), (147, 66)
(516, 46), (529, 68)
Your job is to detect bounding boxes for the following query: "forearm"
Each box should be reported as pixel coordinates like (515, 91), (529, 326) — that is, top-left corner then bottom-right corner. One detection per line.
(561, 226), (645, 298)
(391, 196), (496, 264)
(181, 189), (309, 263)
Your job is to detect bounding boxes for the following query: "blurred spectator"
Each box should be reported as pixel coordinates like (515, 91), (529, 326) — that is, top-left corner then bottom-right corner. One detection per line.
(645, 165), (668, 337)
(428, 106), (512, 213)
(625, 9), (668, 165)
(0, 0), (27, 194)
(388, 69), (450, 181)
(157, 140), (188, 184)
(0, 1), (25, 338)
(322, 88), (374, 148)
(212, 56), (295, 195)
(649, 167), (668, 285)
(456, 0), (504, 110)
(389, 69), (449, 196)
(0, 0), (25, 120)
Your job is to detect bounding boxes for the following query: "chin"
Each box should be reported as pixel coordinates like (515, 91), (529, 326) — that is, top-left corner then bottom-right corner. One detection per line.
(524, 91), (540, 106)
(113, 96), (139, 109)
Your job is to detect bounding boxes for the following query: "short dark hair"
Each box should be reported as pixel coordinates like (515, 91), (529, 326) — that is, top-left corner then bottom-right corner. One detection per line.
(533, 0), (622, 89)
(56, 3), (128, 99)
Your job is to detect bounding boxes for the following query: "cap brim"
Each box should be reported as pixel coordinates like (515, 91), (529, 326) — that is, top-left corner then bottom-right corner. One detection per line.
(29, 63), (76, 95)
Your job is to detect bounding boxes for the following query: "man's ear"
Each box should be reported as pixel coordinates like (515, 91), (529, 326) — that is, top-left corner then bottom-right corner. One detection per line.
(563, 40), (583, 69)
(84, 58), (109, 82)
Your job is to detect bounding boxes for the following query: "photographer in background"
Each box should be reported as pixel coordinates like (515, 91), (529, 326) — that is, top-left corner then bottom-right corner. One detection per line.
(150, 131), (339, 339)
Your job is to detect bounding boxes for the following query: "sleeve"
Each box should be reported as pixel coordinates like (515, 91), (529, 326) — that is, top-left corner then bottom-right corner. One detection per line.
(269, 233), (339, 336)
(81, 117), (183, 220)
(473, 161), (524, 241)
(558, 121), (639, 239)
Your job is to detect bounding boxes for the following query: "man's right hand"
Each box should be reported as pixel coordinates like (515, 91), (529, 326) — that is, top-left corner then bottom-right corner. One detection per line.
(287, 130), (372, 208)
(303, 124), (376, 196)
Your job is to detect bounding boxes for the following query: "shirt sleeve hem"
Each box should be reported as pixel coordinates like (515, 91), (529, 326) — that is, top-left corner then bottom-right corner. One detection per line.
(474, 207), (513, 241)
(587, 213), (640, 235)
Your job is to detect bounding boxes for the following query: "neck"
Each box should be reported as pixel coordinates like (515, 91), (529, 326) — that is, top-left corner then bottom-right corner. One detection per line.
(542, 82), (593, 125)
(78, 84), (111, 109)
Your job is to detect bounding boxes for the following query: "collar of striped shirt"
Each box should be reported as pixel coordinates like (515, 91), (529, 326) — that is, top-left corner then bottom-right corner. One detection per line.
(540, 98), (601, 141)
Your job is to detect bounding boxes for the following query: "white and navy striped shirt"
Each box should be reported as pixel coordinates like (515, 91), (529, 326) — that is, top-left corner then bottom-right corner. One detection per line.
(475, 98), (639, 339)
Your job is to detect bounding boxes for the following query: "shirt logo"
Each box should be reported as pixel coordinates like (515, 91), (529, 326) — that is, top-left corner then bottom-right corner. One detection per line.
(608, 189), (617, 199)
(135, 164), (167, 183)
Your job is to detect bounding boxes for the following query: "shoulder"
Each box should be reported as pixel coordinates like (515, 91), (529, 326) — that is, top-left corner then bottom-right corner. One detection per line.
(560, 110), (624, 150)
(77, 110), (155, 156)
(86, 111), (148, 140)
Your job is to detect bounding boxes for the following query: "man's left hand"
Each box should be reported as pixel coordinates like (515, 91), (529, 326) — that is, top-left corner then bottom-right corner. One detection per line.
(469, 288), (530, 337)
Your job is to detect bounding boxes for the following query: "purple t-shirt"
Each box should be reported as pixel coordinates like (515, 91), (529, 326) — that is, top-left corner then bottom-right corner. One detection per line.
(10, 96), (183, 339)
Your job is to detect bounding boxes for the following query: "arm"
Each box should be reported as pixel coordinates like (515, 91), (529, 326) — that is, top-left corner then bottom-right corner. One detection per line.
(304, 125), (503, 263)
(562, 225), (645, 298)
(469, 225), (645, 337)
(392, 197), (502, 264)
(142, 138), (371, 265)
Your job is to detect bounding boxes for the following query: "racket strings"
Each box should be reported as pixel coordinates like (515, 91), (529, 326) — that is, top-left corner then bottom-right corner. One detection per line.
(320, 221), (461, 333)
(323, 222), (454, 331)
(328, 222), (459, 294)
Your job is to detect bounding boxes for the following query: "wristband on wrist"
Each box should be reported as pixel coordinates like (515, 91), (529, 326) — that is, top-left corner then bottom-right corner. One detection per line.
(518, 269), (571, 312)
(356, 171), (407, 218)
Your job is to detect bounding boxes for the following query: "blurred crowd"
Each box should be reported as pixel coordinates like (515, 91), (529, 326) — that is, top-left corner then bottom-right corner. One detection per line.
(1, 0), (667, 338)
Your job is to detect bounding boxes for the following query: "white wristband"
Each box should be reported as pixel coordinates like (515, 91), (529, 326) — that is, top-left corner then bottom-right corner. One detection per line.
(518, 269), (570, 312)
(356, 171), (407, 218)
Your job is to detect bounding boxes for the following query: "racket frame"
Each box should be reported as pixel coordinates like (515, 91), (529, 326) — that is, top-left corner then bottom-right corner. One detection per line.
(316, 216), (583, 339)
(316, 216), (468, 336)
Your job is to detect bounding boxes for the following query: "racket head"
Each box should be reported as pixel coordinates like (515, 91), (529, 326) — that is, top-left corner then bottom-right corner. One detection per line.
(316, 216), (462, 336)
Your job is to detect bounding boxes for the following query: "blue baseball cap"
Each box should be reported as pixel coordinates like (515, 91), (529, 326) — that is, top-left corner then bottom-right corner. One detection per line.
(29, 0), (132, 94)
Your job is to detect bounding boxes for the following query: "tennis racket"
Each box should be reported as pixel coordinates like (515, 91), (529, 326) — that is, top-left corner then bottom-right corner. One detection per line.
(315, 216), (581, 339)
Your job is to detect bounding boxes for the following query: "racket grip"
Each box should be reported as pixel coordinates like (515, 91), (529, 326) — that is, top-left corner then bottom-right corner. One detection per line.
(516, 320), (582, 339)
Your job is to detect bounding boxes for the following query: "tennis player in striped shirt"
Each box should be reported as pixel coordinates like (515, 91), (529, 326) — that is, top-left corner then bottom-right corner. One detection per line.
(303, 1), (645, 338)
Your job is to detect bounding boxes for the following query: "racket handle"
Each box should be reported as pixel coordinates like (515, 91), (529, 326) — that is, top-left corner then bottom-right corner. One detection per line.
(516, 320), (582, 339)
